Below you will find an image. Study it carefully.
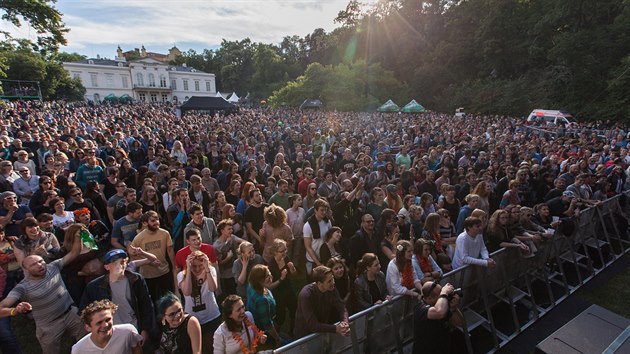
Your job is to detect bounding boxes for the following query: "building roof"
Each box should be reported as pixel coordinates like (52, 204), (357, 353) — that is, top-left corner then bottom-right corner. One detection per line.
(168, 66), (205, 73)
(71, 59), (128, 67)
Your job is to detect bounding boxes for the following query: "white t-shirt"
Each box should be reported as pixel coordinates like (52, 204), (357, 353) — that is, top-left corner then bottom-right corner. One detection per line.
(302, 218), (331, 263)
(71, 323), (142, 354)
(177, 268), (221, 324)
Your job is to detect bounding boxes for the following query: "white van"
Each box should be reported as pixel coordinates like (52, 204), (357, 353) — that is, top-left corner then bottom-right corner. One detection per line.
(526, 109), (574, 126)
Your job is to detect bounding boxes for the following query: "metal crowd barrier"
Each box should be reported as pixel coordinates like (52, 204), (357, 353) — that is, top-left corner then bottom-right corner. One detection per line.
(274, 193), (630, 353)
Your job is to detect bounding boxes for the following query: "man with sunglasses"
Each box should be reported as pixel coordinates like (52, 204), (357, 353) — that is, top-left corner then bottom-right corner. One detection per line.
(413, 281), (465, 354)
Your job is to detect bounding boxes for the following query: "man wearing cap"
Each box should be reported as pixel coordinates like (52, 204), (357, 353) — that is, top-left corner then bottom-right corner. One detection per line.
(0, 230), (84, 354)
(80, 249), (154, 349)
(547, 191), (580, 218)
(0, 191), (33, 237)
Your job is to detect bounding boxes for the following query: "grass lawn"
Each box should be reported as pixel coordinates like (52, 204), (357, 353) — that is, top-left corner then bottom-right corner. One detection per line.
(575, 254), (630, 318)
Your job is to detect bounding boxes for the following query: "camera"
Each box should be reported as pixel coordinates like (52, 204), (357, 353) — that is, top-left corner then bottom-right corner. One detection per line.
(447, 288), (463, 301)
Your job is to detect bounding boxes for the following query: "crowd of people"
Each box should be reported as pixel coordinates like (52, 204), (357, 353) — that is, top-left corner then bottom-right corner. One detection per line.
(0, 100), (627, 353)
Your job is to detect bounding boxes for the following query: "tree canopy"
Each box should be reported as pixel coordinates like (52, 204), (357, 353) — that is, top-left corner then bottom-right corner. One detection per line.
(1, 0), (68, 54)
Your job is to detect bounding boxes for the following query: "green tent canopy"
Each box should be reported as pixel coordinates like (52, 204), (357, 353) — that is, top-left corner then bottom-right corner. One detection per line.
(377, 99), (400, 112)
(103, 94), (118, 102)
(402, 99), (427, 113)
(119, 94), (133, 103)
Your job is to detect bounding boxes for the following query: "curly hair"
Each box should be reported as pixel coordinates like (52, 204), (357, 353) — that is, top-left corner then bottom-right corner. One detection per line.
(80, 299), (118, 325)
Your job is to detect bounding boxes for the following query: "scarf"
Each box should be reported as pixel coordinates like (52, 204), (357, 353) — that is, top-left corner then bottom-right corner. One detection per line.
(401, 260), (414, 289)
(307, 214), (328, 240)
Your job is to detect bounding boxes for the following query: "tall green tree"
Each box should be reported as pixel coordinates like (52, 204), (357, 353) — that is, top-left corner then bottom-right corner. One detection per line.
(1, 0), (69, 54)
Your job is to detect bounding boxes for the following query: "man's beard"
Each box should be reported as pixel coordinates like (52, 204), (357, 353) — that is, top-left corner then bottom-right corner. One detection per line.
(148, 224), (159, 232)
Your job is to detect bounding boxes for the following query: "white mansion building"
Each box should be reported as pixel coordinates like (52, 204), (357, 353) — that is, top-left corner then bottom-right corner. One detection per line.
(63, 46), (216, 104)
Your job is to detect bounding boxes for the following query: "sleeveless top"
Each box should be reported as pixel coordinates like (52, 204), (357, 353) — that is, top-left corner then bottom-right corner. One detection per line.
(160, 314), (193, 354)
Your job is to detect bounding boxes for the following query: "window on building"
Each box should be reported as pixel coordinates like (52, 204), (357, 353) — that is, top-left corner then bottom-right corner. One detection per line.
(93, 93), (100, 102)
(184, 96), (189, 102)
(171, 79), (177, 90)
(136, 73), (144, 86)
(122, 76), (129, 88)
(160, 75), (167, 88)
(90, 73), (98, 87)
(148, 73), (156, 87)
(162, 94), (168, 103)
(138, 93), (146, 102)
(173, 96), (178, 103)
(183, 80), (189, 91)
(72, 72), (81, 80)
(105, 74), (114, 88)
(205, 81), (211, 92)
(194, 81), (200, 91)
(150, 93), (157, 102)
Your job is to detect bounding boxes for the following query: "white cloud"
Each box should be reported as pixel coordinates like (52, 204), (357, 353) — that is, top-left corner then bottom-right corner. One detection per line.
(56, 0), (355, 55)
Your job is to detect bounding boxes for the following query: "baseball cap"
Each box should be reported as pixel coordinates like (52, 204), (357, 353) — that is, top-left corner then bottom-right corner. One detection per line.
(103, 249), (128, 264)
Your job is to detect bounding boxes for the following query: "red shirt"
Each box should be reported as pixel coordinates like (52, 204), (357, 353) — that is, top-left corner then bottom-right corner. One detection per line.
(175, 244), (217, 270)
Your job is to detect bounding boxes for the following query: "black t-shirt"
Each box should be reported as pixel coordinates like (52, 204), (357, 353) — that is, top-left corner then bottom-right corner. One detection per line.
(243, 203), (267, 241)
(413, 303), (452, 354)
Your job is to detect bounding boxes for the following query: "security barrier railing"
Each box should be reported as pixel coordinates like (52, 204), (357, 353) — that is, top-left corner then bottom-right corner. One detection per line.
(273, 193), (630, 353)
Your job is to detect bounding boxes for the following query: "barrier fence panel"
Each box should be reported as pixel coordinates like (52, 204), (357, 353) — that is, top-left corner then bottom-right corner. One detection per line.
(273, 194), (630, 354)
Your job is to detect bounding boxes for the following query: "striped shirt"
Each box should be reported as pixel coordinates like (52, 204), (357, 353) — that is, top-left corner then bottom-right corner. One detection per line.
(8, 258), (73, 324)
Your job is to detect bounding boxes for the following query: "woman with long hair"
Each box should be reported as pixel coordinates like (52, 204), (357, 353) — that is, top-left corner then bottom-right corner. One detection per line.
(226, 179), (242, 207)
(233, 241), (264, 299)
(210, 191), (227, 221)
(163, 178), (179, 212)
(246, 264), (283, 346)
(236, 181), (256, 215)
(170, 140), (188, 165)
(286, 194), (306, 274)
(222, 203), (243, 237)
(472, 180), (493, 213)
(412, 238), (443, 285)
(213, 295), (267, 354)
(119, 159), (138, 190)
(260, 204), (293, 263)
(422, 213), (452, 270)
(380, 223), (400, 268)
(139, 185), (164, 219)
(353, 253), (388, 313)
(178, 250), (221, 353)
(302, 182), (320, 211)
(267, 239), (297, 335)
(487, 209), (531, 255)
(319, 226), (342, 266)
(385, 240), (421, 300)
(327, 258), (351, 303)
(436, 208), (457, 259)
(158, 293), (202, 354)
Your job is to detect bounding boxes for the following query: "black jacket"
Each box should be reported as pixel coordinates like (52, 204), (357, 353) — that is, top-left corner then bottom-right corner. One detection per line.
(80, 270), (155, 333)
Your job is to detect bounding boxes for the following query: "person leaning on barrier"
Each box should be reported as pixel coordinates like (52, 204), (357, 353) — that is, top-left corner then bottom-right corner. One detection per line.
(293, 265), (350, 339)
(413, 281), (465, 354)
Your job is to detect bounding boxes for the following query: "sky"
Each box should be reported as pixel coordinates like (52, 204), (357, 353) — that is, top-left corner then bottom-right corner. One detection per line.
(2, 0), (376, 58)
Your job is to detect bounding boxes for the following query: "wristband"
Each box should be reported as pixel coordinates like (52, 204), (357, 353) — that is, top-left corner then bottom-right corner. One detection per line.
(9, 308), (15, 316)
(439, 294), (449, 300)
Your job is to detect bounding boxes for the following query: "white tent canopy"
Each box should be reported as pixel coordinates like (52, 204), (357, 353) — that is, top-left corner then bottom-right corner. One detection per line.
(215, 91), (228, 100)
(227, 92), (240, 103)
